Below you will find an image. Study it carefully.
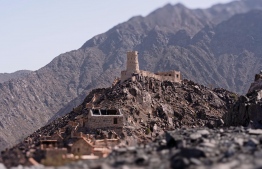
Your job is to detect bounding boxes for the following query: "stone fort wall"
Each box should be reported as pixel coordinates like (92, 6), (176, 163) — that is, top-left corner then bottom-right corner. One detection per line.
(139, 70), (181, 83)
(121, 51), (181, 83)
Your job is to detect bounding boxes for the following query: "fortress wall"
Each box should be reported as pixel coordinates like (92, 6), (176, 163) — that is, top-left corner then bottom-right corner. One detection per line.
(139, 70), (181, 83)
(121, 70), (133, 82)
(121, 51), (181, 83)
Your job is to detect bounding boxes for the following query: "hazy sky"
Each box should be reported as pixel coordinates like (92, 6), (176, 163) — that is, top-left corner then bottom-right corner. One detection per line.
(0, 0), (233, 73)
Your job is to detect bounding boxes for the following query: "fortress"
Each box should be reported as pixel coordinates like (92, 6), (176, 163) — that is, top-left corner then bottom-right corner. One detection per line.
(121, 51), (181, 83)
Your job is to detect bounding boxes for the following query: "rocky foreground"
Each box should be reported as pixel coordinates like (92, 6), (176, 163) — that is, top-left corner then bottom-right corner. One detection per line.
(4, 127), (262, 169)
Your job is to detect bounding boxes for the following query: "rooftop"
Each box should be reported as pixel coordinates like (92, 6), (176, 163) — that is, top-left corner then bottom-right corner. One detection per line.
(90, 109), (122, 116)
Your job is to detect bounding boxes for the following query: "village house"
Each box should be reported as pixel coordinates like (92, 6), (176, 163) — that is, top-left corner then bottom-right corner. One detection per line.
(69, 136), (119, 158)
(37, 126), (120, 163)
(84, 109), (124, 132)
(70, 137), (94, 156)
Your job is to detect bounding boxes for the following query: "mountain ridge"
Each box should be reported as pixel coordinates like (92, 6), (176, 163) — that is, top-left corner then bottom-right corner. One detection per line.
(0, 70), (31, 83)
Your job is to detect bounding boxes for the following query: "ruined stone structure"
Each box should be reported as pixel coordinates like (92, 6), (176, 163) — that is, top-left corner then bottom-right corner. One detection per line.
(71, 137), (94, 155)
(85, 109), (124, 131)
(37, 120), (121, 163)
(121, 51), (181, 83)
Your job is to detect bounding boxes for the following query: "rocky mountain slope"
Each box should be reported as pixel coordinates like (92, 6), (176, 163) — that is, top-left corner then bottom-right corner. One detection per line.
(0, 0), (262, 151)
(0, 75), (238, 167)
(225, 72), (262, 128)
(0, 70), (31, 83)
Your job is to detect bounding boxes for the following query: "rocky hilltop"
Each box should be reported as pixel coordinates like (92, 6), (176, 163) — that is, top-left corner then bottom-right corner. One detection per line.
(0, 75), (238, 167)
(1, 0), (262, 151)
(4, 72), (262, 168)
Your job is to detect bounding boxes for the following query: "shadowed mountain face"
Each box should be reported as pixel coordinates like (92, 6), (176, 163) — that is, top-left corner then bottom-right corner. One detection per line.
(0, 70), (31, 83)
(0, 0), (262, 150)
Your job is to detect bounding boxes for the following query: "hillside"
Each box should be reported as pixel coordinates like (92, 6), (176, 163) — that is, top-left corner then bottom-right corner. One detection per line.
(4, 72), (262, 168)
(0, 0), (262, 151)
(0, 75), (238, 167)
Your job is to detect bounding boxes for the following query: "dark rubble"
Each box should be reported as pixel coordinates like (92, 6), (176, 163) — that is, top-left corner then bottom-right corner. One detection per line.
(7, 127), (262, 169)
(96, 127), (262, 169)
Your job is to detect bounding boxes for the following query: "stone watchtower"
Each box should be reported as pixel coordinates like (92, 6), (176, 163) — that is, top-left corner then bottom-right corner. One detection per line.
(121, 51), (140, 82)
(126, 51), (139, 73)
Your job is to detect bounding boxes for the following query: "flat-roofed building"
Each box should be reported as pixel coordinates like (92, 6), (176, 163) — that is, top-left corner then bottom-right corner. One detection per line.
(84, 109), (124, 131)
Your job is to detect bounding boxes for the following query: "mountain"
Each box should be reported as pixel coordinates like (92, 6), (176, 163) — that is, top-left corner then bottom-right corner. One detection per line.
(0, 70), (31, 83)
(0, 0), (262, 151)
(55, 8), (262, 119)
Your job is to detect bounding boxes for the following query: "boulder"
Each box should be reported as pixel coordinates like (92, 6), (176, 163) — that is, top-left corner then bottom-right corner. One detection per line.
(157, 104), (174, 120)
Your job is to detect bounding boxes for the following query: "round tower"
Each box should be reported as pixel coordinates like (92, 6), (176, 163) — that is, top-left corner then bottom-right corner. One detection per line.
(126, 51), (139, 73)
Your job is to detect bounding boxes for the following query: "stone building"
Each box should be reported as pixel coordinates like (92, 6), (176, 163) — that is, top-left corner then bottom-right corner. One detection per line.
(71, 137), (94, 155)
(120, 51), (181, 83)
(70, 136), (118, 158)
(84, 109), (124, 131)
